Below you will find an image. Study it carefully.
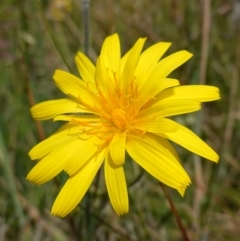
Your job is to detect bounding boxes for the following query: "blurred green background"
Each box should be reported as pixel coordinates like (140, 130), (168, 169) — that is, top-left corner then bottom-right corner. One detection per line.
(0, 0), (240, 240)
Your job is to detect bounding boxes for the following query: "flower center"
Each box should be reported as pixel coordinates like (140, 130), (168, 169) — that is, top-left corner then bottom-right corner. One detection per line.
(111, 108), (127, 130)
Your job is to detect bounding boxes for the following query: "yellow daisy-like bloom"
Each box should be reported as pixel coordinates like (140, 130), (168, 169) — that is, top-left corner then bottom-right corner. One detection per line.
(27, 34), (220, 217)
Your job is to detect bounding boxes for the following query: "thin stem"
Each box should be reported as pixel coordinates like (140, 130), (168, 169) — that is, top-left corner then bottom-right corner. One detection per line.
(82, 0), (90, 56)
(199, 0), (211, 86)
(160, 183), (191, 241)
(81, 1), (91, 240)
(19, 49), (45, 141)
(192, 0), (211, 234)
(128, 167), (144, 188)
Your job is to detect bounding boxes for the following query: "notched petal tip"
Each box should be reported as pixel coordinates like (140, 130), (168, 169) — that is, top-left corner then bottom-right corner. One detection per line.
(113, 202), (129, 216)
(212, 88), (221, 101)
(53, 68), (63, 76)
(53, 69), (64, 81)
(28, 154), (36, 161)
(26, 172), (41, 185)
(75, 51), (83, 59)
(116, 208), (129, 216)
(105, 153), (129, 216)
(178, 179), (192, 197)
(28, 148), (36, 160)
(50, 210), (65, 218)
(178, 187), (187, 197)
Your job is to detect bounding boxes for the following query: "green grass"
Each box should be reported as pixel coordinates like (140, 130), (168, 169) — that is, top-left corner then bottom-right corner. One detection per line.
(0, 0), (240, 240)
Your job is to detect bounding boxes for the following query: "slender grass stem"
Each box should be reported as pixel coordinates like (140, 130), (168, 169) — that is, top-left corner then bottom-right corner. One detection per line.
(160, 183), (190, 241)
(81, 1), (92, 240)
(192, 0), (211, 235)
(82, 0), (90, 56)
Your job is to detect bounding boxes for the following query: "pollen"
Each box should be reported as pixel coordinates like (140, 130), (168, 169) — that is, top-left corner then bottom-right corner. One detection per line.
(111, 108), (127, 130)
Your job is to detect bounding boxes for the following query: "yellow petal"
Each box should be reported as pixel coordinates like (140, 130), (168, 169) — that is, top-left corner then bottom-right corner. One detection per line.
(27, 138), (79, 185)
(137, 99), (201, 119)
(131, 117), (179, 134)
(136, 50), (192, 107)
(156, 85), (220, 102)
(95, 55), (113, 97)
(64, 136), (101, 176)
(109, 132), (126, 165)
(135, 42), (172, 87)
(136, 78), (180, 111)
(51, 148), (106, 217)
(31, 99), (92, 121)
(53, 70), (98, 107)
(159, 124), (219, 162)
(126, 133), (191, 195)
(53, 114), (101, 123)
(153, 134), (181, 163)
(101, 33), (121, 78)
(105, 151), (129, 215)
(120, 50), (130, 76)
(151, 50), (193, 79)
(75, 52), (96, 84)
(146, 133), (181, 164)
(29, 124), (80, 160)
(121, 37), (146, 93)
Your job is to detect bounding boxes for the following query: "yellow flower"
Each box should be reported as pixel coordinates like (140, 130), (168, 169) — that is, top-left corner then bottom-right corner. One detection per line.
(48, 0), (72, 22)
(27, 33), (220, 217)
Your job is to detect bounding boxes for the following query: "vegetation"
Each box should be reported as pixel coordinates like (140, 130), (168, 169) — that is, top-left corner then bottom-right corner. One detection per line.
(0, 0), (239, 240)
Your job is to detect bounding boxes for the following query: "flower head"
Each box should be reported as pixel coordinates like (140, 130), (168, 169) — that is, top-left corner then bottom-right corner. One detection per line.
(48, 0), (72, 22)
(27, 33), (220, 217)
